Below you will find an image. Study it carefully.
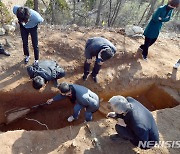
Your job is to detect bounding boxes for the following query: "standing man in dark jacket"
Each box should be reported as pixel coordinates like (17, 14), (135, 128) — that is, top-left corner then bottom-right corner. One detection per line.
(83, 37), (116, 83)
(27, 60), (65, 89)
(138, 0), (179, 60)
(46, 82), (100, 122)
(107, 95), (159, 149)
(0, 44), (10, 56)
(13, 5), (44, 65)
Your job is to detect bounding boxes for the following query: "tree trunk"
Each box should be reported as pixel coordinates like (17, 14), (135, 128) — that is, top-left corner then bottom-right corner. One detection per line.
(144, 0), (157, 25)
(34, 0), (39, 12)
(50, 0), (55, 24)
(95, 0), (103, 26)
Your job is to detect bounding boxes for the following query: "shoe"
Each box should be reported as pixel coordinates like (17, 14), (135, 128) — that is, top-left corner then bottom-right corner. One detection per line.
(92, 76), (97, 83)
(67, 115), (75, 122)
(82, 74), (88, 81)
(33, 60), (38, 65)
(142, 54), (148, 61)
(137, 47), (143, 53)
(173, 62), (180, 69)
(0, 48), (10, 56)
(110, 134), (128, 142)
(24, 56), (30, 64)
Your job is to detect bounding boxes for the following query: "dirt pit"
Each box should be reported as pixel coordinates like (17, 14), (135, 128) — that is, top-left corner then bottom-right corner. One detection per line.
(0, 84), (178, 132)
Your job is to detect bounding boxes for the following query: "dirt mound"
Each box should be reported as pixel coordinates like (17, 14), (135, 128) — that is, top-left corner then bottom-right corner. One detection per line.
(0, 25), (179, 153)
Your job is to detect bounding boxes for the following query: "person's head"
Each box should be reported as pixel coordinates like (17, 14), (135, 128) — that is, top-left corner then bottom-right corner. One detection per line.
(32, 76), (45, 90)
(108, 95), (131, 114)
(168, 0), (180, 8)
(98, 48), (114, 61)
(16, 7), (30, 23)
(57, 82), (72, 96)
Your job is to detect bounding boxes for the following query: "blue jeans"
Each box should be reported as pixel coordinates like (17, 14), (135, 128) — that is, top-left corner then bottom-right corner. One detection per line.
(73, 103), (93, 122)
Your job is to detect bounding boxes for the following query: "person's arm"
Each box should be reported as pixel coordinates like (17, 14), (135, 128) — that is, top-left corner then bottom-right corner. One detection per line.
(152, 7), (162, 23)
(46, 94), (66, 104)
(159, 11), (173, 22)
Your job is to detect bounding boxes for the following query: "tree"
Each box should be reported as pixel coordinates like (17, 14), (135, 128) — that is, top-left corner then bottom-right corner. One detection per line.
(34, 0), (39, 12)
(95, 0), (103, 26)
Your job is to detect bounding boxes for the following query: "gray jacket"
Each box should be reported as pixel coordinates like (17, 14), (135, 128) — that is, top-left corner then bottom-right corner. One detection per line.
(53, 84), (99, 112)
(27, 60), (65, 81)
(85, 37), (116, 59)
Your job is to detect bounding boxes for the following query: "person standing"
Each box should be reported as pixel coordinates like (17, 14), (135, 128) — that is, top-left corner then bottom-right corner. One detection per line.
(107, 95), (159, 149)
(83, 37), (116, 83)
(138, 0), (180, 60)
(13, 5), (44, 64)
(46, 82), (100, 122)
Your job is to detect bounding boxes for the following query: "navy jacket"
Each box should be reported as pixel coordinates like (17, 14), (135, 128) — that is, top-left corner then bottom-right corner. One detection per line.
(53, 84), (99, 112)
(85, 37), (116, 60)
(118, 97), (159, 148)
(27, 60), (65, 81)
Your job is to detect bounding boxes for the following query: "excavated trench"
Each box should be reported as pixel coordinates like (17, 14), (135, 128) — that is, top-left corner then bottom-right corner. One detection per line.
(0, 84), (179, 132)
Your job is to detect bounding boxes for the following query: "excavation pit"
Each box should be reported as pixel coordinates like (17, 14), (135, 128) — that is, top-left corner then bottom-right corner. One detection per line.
(0, 84), (179, 132)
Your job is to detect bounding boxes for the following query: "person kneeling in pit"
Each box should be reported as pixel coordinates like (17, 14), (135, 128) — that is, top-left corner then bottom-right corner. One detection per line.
(27, 60), (65, 89)
(107, 95), (159, 149)
(46, 82), (100, 122)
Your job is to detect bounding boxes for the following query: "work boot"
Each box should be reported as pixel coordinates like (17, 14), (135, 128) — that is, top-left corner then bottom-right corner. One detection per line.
(0, 48), (10, 56)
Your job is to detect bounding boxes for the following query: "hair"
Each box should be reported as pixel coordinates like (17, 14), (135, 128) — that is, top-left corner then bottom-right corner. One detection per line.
(32, 76), (45, 90)
(101, 48), (114, 61)
(16, 7), (30, 23)
(109, 95), (131, 114)
(58, 82), (70, 94)
(168, 0), (180, 8)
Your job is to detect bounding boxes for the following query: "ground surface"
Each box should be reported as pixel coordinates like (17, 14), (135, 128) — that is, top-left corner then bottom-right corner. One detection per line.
(0, 25), (180, 154)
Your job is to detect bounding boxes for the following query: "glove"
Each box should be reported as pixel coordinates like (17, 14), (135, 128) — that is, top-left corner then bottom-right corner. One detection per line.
(46, 99), (53, 105)
(106, 112), (117, 118)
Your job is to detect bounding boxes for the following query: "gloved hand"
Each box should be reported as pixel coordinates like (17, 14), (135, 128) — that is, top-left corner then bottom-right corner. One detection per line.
(106, 112), (117, 118)
(46, 99), (53, 105)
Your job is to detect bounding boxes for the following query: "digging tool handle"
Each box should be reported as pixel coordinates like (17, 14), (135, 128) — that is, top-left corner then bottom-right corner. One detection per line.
(31, 102), (49, 109)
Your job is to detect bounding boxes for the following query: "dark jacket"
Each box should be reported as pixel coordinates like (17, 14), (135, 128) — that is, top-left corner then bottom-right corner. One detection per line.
(144, 5), (173, 39)
(53, 84), (99, 112)
(27, 60), (65, 81)
(117, 97), (159, 148)
(85, 37), (116, 60)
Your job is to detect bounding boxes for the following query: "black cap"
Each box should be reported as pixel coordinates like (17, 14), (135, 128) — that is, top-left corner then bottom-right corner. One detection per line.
(101, 48), (114, 61)
(58, 82), (70, 93)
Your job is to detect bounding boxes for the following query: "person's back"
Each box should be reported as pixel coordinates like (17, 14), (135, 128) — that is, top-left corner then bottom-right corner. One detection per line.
(125, 97), (159, 147)
(86, 37), (116, 56)
(72, 84), (99, 112)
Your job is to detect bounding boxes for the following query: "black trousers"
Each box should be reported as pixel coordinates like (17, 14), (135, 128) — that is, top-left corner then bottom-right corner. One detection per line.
(140, 37), (157, 58)
(84, 59), (101, 77)
(20, 25), (39, 60)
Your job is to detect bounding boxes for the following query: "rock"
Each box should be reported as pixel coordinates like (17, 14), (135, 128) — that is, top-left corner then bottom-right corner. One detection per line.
(3, 25), (16, 33)
(125, 25), (143, 37)
(0, 27), (5, 35)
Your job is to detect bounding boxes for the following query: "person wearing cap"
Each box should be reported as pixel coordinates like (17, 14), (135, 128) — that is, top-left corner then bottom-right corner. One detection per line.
(107, 95), (159, 149)
(0, 44), (10, 56)
(13, 5), (44, 65)
(27, 60), (65, 89)
(138, 0), (179, 60)
(46, 82), (100, 122)
(83, 37), (116, 83)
